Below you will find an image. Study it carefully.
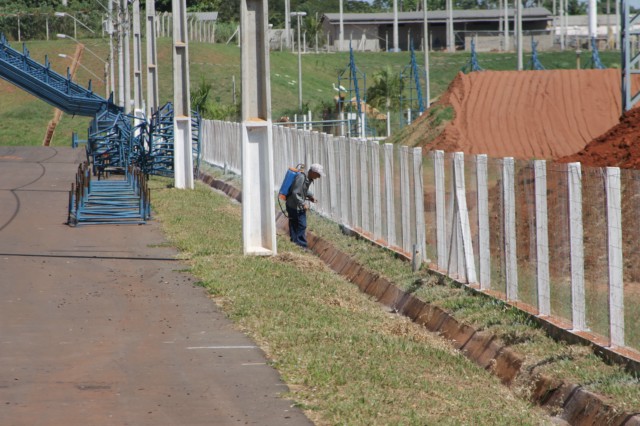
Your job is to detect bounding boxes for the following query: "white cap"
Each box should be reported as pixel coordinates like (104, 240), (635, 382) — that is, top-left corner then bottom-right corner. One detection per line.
(309, 163), (325, 177)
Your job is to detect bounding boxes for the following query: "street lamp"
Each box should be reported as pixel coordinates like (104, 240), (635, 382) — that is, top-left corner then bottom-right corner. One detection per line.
(291, 11), (306, 112)
(58, 53), (105, 84)
(57, 34), (109, 98)
(88, 0), (116, 99)
(54, 11), (95, 39)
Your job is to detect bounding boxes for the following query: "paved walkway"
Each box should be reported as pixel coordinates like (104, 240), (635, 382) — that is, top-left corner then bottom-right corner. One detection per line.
(0, 147), (312, 425)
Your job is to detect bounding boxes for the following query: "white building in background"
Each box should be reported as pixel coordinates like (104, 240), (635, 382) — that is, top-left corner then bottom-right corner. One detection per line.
(320, 10), (634, 52)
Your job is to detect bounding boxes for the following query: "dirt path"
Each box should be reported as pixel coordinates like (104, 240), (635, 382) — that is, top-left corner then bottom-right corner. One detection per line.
(0, 147), (311, 425)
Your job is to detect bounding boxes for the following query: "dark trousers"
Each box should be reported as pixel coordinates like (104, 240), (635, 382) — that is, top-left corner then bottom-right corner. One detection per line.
(287, 207), (308, 248)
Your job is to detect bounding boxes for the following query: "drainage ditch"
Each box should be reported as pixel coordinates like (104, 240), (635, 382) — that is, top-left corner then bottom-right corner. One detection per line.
(199, 171), (640, 426)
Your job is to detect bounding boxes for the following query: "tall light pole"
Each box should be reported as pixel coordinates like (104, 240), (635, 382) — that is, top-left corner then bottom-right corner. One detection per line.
(291, 11), (306, 112)
(58, 53), (105, 84)
(54, 11), (95, 39)
(56, 33), (109, 98)
(122, 0), (131, 114)
(284, 0), (291, 50)
(93, 0), (116, 100)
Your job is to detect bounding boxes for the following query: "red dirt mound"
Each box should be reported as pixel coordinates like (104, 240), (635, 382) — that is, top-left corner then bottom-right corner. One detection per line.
(427, 69), (623, 160)
(558, 106), (640, 168)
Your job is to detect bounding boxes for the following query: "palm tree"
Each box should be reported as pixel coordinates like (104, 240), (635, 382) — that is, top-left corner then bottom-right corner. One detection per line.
(366, 66), (403, 112)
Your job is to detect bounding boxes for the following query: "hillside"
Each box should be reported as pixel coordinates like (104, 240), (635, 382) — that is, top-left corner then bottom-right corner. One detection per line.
(0, 39), (624, 147)
(410, 69), (626, 160)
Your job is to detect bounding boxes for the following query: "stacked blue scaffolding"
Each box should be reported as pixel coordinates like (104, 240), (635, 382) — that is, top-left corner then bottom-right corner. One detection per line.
(0, 34), (200, 225)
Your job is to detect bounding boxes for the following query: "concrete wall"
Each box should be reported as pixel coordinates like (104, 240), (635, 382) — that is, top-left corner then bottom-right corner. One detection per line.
(465, 33), (555, 52)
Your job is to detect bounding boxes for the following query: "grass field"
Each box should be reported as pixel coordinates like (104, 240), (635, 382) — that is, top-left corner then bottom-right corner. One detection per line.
(151, 165), (640, 424)
(0, 37), (623, 146)
(150, 175), (555, 425)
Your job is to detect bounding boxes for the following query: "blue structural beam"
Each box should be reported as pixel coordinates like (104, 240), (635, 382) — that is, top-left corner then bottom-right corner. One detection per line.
(0, 33), (120, 117)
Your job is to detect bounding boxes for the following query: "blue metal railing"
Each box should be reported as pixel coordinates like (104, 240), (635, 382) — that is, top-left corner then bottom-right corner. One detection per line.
(68, 162), (151, 226)
(0, 33), (120, 117)
(0, 34), (202, 225)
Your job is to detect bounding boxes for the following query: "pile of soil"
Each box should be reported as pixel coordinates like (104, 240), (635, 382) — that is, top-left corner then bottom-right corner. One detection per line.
(558, 106), (640, 168)
(420, 69), (624, 160)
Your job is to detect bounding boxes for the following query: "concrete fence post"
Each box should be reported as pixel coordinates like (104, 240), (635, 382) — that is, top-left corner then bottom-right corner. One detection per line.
(384, 143), (396, 247)
(413, 147), (426, 262)
(372, 141), (382, 241)
(328, 134), (338, 220)
(434, 150), (446, 271)
(534, 159), (551, 316)
(568, 162), (586, 331)
(503, 157), (517, 300)
(338, 137), (349, 225)
(400, 146), (411, 254)
(360, 140), (371, 233)
(349, 138), (359, 228)
(476, 154), (490, 289)
(605, 167), (624, 347)
(453, 152), (477, 283)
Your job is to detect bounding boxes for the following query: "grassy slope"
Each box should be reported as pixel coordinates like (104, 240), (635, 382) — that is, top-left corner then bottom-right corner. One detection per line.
(0, 38), (622, 147)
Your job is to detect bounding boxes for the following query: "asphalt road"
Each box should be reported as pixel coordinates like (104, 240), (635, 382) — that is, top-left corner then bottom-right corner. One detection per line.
(0, 146), (312, 426)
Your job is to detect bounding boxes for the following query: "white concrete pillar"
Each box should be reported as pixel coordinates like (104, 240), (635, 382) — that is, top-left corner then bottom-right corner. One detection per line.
(172, 0), (194, 189)
(240, 0), (276, 255)
(434, 150), (446, 271)
(534, 160), (551, 316)
(132, 0), (144, 120)
(568, 162), (585, 331)
(605, 167), (624, 346)
(477, 154), (490, 289)
(146, 0), (160, 118)
(384, 143), (395, 247)
(503, 157), (517, 300)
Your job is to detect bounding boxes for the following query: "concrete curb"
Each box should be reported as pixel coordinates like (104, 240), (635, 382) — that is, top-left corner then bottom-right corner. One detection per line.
(199, 170), (640, 426)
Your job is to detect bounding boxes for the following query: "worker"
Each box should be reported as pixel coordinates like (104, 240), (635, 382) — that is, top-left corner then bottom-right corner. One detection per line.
(285, 163), (324, 249)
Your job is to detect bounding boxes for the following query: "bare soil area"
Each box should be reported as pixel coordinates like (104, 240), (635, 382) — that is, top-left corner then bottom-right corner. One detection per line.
(422, 69), (625, 160)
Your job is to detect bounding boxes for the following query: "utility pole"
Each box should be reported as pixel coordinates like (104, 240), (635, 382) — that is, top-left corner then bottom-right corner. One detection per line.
(146, 0), (160, 118)
(172, 0), (194, 189)
(117, 0), (124, 108)
(393, 0), (399, 51)
(504, 0), (509, 50)
(132, 0), (143, 119)
(447, 0), (454, 52)
(123, 0), (131, 114)
(339, 0), (344, 51)
(423, 0), (430, 109)
(284, 0), (291, 51)
(516, 0), (523, 70)
(291, 11), (306, 111)
(108, 0), (115, 102)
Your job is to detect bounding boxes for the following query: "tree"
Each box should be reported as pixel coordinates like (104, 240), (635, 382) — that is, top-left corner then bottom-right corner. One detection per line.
(366, 66), (403, 111)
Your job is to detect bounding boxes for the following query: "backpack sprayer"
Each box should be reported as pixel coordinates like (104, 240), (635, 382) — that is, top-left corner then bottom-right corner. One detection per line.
(278, 163), (305, 217)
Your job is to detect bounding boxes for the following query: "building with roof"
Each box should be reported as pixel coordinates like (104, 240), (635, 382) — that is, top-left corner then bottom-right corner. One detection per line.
(321, 8), (554, 52)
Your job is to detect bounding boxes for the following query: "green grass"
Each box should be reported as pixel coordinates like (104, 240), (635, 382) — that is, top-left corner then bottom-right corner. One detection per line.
(0, 38), (625, 146)
(305, 205), (640, 414)
(150, 175), (554, 425)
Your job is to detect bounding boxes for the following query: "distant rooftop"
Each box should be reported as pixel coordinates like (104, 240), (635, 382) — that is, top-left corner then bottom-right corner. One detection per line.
(322, 8), (553, 24)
